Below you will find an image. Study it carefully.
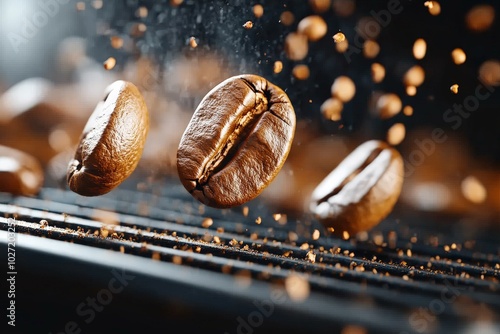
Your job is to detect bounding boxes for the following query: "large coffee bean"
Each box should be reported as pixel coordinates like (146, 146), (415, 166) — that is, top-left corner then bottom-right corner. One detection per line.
(67, 80), (149, 196)
(177, 74), (296, 208)
(309, 140), (404, 235)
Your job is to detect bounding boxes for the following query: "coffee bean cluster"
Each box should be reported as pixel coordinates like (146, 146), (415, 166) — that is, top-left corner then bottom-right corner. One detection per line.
(0, 73), (404, 235)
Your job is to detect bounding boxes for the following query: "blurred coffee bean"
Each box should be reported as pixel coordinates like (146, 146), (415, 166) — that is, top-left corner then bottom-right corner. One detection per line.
(0, 145), (44, 196)
(284, 32), (309, 61)
(0, 77), (73, 166)
(297, 15), (328, 42)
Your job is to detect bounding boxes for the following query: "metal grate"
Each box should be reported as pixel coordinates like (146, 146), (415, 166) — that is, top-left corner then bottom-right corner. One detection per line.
(1, 178), (499, 334)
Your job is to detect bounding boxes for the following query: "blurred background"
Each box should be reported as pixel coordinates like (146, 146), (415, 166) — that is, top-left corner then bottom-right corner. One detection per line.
(0, 0), (499, 228)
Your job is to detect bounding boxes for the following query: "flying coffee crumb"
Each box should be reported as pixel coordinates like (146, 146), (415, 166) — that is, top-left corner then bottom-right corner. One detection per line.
(306, 250), (316, 263)
(110, 36), (124, 49)
(478, 60), (500, 86)
(387, 123), (406, 146)
(129, 23), (147, 37)
(297, 15), (328, 41)
(137, 23), (147, 33)
(425, 1), (441, 15)
(189, 36), (198, 48)
(309, 0), (331, 13)
(76, 2), (85, 11)
(103, 57), (116, 70)
(403, 65), (425, 87)
(242, 206), (249, 217)
(292, 64), (310, 80)
(371, 63), (385, 83)
(92, 0), (103, 9)
(333, 0), (356, 17)
(201, 217), (213, 228)
(243, 21), (253, 29)
(276, 214), (287, 225)
(461, 176), (487, 204)
(284, 32), (308, 60)
(335, 39), (349, 53)
(280, 11), (295, 26)
(235, 270), (252, 287)
(273, 60), (283, 74)
(331, 76), (356, 102)
(255, 217), (262, 224)
(363, 40), (380, 58)
(288, 231), (298, 242)
(343, 231), (350, 240)
(449, 49), (466, 66)
(333, 32), (346, 43)
(320, 97), (343, 121)
(450, 84), (459, 94)
(312, 229), (320, 240)
(403, 105), (414, 116)
(406, 85), (417, 96)
(376, 93), (402, 119)
(136, 6), (148, 18)
(466, 5), (495, 32)
(413, 38), (427, 60)
(253, 4), (264, 18)
(357, 231), (369, 242)
(101, 228), (110, 238)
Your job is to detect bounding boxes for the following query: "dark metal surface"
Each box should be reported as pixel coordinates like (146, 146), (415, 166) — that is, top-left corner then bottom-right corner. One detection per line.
(1, 177), (499, 334)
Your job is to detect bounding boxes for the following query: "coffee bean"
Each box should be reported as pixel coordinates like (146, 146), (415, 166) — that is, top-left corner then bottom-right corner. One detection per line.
(0, 77), (72, 166)
(0, 145), (44, 196)
(297, 15), (328, 42)
(177, 74), (296, 208)
(284, 32), (308, 61)
(67, 80), (149, 196)
(309, 140), (404, 235)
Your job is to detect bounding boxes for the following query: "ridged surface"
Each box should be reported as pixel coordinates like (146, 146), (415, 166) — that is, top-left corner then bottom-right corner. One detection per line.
(0, 179), (498, 333)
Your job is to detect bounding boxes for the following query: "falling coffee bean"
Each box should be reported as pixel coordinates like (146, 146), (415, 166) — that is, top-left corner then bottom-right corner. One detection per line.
(177, 74), (296, 208)
(67, 80), (149, 196)
(309, 140), (404, 235)
(0, 145), (44, 196)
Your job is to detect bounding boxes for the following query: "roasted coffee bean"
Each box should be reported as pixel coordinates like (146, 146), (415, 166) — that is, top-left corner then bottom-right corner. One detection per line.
(67, 80), (149, 196)
(177, 74), (296, 208)
(0, 77), (73, 166)
(0, 145), (44, 196)
(309, 140), (404, 235)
